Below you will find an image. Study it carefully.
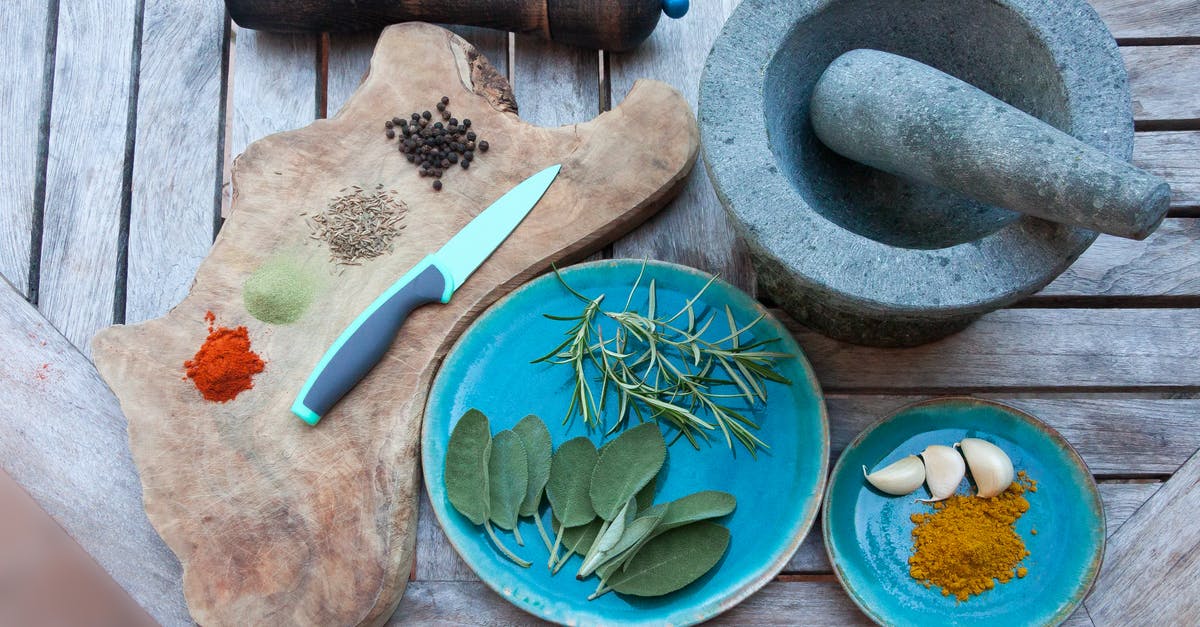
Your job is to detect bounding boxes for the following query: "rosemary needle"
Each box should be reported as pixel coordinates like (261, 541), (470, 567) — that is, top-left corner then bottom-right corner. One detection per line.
(533, 265), (791, 456)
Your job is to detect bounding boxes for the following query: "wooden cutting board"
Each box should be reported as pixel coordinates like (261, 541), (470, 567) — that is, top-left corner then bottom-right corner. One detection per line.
(92, 23), (696, 626)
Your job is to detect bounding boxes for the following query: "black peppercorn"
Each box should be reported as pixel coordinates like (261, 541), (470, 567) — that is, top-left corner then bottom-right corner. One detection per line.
(461, 160), (470, 169)
(448, 153), (459, 164)
(411, 112), (420, 121)
(466, 131), (476, 141)
(441, 96), (450, 105)
(465, 150), (474, 160)
(433, 122), (443, 129)
(385, 120), (394, 129)
(406, 153), (415, 163)
(421, 110), (431, 120)
(433, 179), (442, 190)
(463, 119), (472, 128)
(441, 111), (451, 121)
(436, 102), (446, 112)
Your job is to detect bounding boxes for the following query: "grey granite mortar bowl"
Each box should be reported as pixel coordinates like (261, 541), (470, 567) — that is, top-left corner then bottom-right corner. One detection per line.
(699, 0), (1132, 347)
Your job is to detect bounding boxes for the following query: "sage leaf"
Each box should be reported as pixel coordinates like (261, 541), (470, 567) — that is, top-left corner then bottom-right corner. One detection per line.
(589, 423), (666, 520)
(654, 490), (737, 536)
(445, 409), (492, 526)
(598, 522), (730, 598)
(635, 474), (657, 513)
(513, 415), (552, 517)
(547, 437), (598, 527)
(593, 504), (667, 581)
(487, 430), (528, 532)
(561, 517), (602, 557)
(578, 498), (635, 578)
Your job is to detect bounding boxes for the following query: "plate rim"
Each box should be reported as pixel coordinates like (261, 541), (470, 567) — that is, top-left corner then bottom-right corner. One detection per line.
(421, 258), (831, 626)
(821, 396), (1106, 627)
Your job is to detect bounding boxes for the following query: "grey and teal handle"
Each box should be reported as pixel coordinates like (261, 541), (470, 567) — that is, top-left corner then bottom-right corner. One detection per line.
(292, 256), (453, 425)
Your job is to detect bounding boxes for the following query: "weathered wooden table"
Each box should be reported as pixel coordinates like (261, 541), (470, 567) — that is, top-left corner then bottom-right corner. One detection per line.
(2, 1), (1198, 624)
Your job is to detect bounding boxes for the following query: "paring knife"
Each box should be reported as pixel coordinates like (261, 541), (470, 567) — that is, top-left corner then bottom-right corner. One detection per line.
(292, 164), (562, 425)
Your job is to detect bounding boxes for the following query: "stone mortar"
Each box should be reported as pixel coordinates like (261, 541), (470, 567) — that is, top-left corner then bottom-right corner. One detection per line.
(699, 0), (1132, 347)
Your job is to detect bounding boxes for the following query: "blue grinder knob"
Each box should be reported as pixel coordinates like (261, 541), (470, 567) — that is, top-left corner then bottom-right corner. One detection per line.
(662, 0), (689, 18)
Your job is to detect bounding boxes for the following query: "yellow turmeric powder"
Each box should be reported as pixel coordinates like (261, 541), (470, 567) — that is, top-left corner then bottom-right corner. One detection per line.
(908, 475), (1035, 601)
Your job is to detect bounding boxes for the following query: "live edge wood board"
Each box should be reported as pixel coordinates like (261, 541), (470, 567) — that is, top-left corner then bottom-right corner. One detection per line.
(91, 23), (697, 626)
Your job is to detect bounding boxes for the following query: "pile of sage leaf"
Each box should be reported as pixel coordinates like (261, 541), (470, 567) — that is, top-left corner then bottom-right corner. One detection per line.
(445, 410), (735, 600)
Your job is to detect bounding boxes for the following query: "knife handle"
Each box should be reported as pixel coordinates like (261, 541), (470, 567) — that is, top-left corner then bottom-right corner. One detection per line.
(292, 256), (453, 425)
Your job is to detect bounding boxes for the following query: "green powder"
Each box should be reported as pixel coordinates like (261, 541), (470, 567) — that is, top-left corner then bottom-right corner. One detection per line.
(243, 257), (319, 324)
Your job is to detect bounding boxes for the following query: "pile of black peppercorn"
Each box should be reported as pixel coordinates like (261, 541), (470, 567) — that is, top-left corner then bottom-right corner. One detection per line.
(383, 96), (490, 191)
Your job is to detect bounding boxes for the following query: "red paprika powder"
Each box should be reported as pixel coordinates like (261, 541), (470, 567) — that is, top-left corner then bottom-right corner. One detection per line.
(185, 311), (265, 402)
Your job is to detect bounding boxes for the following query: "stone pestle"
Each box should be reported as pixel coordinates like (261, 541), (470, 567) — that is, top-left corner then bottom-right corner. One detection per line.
(810, 49), (1170, 241)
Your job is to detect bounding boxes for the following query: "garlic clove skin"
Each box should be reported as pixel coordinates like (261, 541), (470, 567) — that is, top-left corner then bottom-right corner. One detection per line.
(919, 445), (966, 502)
(863, 455), (926, 496)
(958, 438), (1014, 498)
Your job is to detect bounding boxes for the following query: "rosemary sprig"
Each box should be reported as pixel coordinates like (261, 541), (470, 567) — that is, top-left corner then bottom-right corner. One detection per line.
(533, 265), (791, 455)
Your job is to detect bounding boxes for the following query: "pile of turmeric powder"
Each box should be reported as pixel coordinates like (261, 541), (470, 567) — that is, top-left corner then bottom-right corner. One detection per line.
(908, 472), (1037, 601)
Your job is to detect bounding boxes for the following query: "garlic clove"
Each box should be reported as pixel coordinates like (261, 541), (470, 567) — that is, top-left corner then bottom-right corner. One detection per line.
(919, 445), (966, 502)
(863, 455), (926, 496)
(958, 438), (1014, 498)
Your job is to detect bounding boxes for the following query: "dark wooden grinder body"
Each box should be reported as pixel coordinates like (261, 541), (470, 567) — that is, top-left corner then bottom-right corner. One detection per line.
(225, 0), (664, 50)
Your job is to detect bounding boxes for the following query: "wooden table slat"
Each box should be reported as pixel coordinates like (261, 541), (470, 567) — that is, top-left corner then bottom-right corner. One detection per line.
(125, 0), (227, 324)
(36, 0), (140, 355)
(1037, 218), (1200, 299)
(794, 309), (1200, 391)
(608, 0), (755, 294)
(1136, 131), (1200, 211)
(228, 27), (319, 190)
(0, 278), (187, 624)
(1085, 449), (1200, 623)
(1094, 0), (1200, 40)
(1126, 46), (1200, 123)
(512, 35), (599, 127)
(0, 0), (52, 298)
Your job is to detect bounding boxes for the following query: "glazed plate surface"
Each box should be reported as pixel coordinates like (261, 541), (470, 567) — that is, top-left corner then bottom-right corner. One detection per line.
(824, 398), (1104, 626)
(423, 260), (829, 625)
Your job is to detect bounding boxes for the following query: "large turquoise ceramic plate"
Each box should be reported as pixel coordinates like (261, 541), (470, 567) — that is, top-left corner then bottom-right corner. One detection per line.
(824, 398), (1104, 626)
(423, 260), (829, 625)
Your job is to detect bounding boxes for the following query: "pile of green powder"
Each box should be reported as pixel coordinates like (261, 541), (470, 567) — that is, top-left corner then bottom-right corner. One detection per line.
(243, 257), (318, 324)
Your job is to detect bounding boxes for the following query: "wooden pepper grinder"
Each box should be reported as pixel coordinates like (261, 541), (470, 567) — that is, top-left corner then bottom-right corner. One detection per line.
(224, 0), (690, 51)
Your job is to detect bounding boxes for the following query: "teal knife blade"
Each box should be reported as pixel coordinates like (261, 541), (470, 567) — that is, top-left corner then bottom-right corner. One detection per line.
(292, 164), (562, 425)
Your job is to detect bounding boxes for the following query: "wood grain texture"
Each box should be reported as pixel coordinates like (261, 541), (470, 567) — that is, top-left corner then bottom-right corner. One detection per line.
(0, 0), (51, 297)
(390, 578), (1096, 625)
(92, 23), (698, 625)
(1094, 0), (1200, 39)
(1136, 131), (1200, 210)
(1038, 219), (1200, 298)
(608, 0), (756, 293)
(228, 26), (318, 176)
(512, 35), (598, 126)
(0, 278), (187, 624)
(1125, 46), (1200, 123)
(125, 0), (227, 324)
(791, 309), (1200, 391)
(1085, 449), (1200, 624)
(37, 0), (139, 355)
(328, 27), (509, 117)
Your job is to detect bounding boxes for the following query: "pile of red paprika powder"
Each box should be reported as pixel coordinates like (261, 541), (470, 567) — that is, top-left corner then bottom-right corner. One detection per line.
(185, 311), (265, 402)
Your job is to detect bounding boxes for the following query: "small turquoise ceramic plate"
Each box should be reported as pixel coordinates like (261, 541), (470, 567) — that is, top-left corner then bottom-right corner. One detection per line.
(824, 398), (1104, 626)
(423, 260), (829, 626)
